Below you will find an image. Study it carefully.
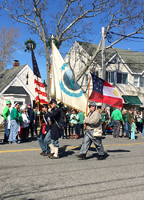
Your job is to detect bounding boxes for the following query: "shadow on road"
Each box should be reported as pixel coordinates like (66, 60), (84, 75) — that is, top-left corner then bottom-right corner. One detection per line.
(59, 145), (75, 158)
(107, 149), (130, 153)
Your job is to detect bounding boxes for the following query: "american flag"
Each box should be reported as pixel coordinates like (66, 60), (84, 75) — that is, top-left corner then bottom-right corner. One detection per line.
(31, 47), (49, 105)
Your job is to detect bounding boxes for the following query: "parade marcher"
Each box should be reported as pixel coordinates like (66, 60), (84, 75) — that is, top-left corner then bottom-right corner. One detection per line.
(111, 108), (124, 138)
(9, 102), (20, 144)
(127, 108), (134, 139)
(38, 104), (50, 156)
(21, 105), (30, 142)
(3, 101), (11, 143)
(27, 103), (35, 138)
(77, 110), (85, 138)
(44, 99), (61, 159)
(76, 101), (105, 160)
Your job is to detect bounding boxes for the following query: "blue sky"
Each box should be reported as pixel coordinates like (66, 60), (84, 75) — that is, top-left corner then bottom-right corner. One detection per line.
(0, 0), (144, 82)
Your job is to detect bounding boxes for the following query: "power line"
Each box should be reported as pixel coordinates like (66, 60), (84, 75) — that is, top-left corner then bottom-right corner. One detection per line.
(109, 31), (144, 40)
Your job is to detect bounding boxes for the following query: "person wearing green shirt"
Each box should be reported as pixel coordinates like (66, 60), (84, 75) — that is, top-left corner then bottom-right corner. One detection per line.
(9, 102), (20, 144)
(77, 111), (85, 137)
(3, 101), (11, 143)
(111, 108), (124, 138)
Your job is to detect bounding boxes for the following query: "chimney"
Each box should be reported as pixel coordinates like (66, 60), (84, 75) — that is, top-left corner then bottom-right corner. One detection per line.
(13, 60), (20, 67)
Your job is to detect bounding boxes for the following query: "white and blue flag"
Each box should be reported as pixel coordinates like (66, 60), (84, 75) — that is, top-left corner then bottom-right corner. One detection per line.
(51, 43), (87, 112)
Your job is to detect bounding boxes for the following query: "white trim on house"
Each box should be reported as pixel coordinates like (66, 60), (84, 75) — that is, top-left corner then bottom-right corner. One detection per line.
(0, 65), (35, 100)
(16, 77), (35, 100)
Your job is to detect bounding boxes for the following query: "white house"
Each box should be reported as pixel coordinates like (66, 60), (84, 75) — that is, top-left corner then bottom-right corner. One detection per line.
(0, 60), (36, 123)
(64, 41), (144, 109)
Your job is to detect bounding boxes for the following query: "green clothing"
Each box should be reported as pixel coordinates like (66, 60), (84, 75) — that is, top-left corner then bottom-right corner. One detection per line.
(18, 112), (23, 123)
(101, 113), (105, 122)
(11, 108), (19, 121)
(111, 109), (123, 121)
(3, 106), (10, 121)
(77, 112), (85, 124)
(131, 122), (136, 132)
(127, 112), (134, 124)
(70, 114), (78, 124)
(124, 111), (128, 122)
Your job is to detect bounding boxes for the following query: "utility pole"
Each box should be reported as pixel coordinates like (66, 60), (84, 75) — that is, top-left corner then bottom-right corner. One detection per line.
(102, 27), (106, 80)
(102, 27), (106, 110)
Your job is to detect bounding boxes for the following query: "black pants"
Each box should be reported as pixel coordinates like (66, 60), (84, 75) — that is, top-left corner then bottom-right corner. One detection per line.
(77, 124), (84, 137)
(29, 122), (33, 137)
(102, 122), (106, 135)
(34, 119), (38, 135)
(113, 120), (121, 138)
(22, 127), (28, 142)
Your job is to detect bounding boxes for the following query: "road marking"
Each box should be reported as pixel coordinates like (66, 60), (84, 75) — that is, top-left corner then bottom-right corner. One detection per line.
(0, 142), (144, 153)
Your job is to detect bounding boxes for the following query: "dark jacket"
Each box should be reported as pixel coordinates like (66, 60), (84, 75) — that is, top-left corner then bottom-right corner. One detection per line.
(46, 107), (61, 139)
(127, 112), (134, 124)
(27, 108), (34, 122)
(39, 111), (51, 139)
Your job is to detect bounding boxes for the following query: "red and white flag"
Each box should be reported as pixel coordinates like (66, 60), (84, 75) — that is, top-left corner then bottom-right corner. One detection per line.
(89, 73), (123, 108)
(31, 47), (49, 105)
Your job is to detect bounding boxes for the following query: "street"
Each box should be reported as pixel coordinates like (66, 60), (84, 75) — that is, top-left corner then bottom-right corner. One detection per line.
(1, 133), (144, 200)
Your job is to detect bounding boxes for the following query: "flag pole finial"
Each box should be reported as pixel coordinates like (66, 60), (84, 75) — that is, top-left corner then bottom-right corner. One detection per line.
(51, 35), (54, 39)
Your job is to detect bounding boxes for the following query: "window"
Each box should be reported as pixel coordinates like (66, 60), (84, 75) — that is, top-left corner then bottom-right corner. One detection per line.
(85, 74), (89, 85)
(94, 71), (99, 76)
(134, 76), (139, 87)
(117, 72), (128, 84)
(106, 72), (114, 83)
(140, 77), (144, 87)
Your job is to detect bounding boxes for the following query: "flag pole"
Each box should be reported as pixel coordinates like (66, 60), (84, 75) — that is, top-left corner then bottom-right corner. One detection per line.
(30, 42), (41, 128)
(50, 35), (54, 101)
(85, 70), (91, 129)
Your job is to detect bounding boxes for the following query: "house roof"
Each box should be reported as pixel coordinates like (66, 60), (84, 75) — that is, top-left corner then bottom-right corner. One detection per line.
(3, 86), (28, 95)
(0, 65), (26, 92)
(76, 41), (144, 74)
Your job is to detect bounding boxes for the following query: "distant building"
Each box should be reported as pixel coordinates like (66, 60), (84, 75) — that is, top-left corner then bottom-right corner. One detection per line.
(0, 60), (36, 123)
(64, 41), (144, 109)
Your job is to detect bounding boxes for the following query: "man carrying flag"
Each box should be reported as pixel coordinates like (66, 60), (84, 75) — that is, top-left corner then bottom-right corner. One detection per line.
(76, 101), (106, 160)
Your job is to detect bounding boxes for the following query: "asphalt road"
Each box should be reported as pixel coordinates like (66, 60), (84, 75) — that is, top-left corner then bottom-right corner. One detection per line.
(1, 133), (144, 200)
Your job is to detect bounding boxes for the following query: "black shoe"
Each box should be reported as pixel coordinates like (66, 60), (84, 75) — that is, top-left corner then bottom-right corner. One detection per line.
(43, 153), (48, 156)
(40, 151), (45, 155)
(97, 155), (106, 160)
(76, 154), (86, 160)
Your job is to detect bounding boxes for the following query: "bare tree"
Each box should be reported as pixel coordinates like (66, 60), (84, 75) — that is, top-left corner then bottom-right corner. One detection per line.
(1, 0), (144, 94)
(0, 26), (20, 71)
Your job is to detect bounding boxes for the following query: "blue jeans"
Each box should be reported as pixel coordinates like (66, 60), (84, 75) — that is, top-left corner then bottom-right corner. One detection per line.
(4, 121), (10, 142)
(9, 120), (18, 143)
(124, 121), (128, 136)
(127, 123), (131, 138)
(44, 130), (59, 147)
(142, 125), (144, 137)
(38, 135), (50, 154)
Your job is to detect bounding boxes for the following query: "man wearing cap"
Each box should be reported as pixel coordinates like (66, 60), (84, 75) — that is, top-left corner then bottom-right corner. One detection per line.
(27, 103), (35, 138)
(77, 101), (105, 160)
(9, 102), (20, 144)
(45, 99), (61, 159)
(38, 104), (50, 156)
(3, 101), (11, 143)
